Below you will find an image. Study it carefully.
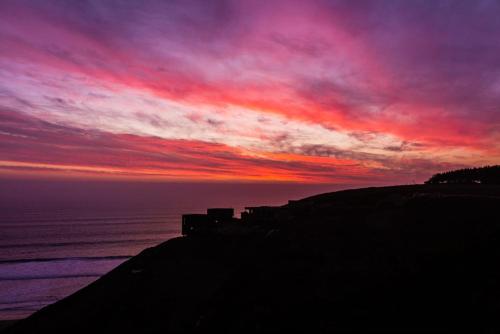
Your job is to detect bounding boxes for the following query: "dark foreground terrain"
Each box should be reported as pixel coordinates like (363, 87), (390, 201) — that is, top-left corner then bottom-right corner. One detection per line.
(3, 185), (499, 333)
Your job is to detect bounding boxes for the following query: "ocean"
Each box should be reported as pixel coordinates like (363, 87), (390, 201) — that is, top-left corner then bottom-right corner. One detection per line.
(0, 180), (341, 320)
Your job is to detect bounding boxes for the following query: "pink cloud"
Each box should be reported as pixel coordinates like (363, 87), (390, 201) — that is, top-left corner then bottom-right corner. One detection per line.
(1, 0), (499, 182)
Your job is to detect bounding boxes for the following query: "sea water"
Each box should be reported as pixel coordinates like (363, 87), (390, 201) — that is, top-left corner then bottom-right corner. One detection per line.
(0, 180), (340, 320)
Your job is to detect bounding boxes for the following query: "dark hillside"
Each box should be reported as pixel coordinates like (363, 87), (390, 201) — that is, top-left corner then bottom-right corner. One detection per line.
(4, 184), (499, 333)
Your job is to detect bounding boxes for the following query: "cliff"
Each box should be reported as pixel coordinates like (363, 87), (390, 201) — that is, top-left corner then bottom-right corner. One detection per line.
(3, 184), (499, 333)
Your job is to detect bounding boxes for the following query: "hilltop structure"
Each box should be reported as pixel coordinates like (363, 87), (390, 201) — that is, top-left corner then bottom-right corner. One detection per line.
(182, 208), (235, 236)
(182, 203), (301, 236)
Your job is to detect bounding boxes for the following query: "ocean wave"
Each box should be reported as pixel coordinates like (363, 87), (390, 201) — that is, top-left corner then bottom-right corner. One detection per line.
(0, 238), (167, 250)
(0, 215), (180, 226)
(0, 219), (179, 229)
(0, 273), (102, 281)
(0, 255), (132, 265)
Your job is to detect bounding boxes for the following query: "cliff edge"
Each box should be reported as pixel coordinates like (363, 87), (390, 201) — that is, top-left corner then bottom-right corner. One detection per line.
(4, 184), (499, 333)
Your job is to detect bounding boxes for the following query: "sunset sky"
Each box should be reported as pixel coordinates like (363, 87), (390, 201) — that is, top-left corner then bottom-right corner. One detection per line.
(1, 0), (499, 184)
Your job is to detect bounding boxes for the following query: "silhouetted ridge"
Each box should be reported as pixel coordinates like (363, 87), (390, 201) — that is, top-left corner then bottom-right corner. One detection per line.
(425, 165), (500, 184)
(3, 184), (499, 333)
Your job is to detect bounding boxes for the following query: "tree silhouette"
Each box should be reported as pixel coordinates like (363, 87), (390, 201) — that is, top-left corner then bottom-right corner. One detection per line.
(425, 165), (500, 184)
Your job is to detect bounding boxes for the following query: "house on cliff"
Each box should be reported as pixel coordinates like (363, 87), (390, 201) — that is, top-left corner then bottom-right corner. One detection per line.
(182, 208), (234, 236)
(183, 204), (296, 236)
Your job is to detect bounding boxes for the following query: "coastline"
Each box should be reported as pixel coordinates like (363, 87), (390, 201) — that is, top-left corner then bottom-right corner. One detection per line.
(3, 184), (499, 333)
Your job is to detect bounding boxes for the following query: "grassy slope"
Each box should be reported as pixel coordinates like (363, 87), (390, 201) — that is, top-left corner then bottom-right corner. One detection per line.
(4, 184), (499, 333)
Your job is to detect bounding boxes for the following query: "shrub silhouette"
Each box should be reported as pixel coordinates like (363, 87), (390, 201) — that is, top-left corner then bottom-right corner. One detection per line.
(425, 165), (500, 184)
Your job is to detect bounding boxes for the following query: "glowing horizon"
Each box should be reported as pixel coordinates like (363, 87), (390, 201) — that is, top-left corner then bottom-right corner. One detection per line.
(1, 0), (499, 184)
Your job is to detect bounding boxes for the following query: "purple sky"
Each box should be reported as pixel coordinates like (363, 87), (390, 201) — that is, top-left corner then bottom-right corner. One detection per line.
(1, 0), (499, 184)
